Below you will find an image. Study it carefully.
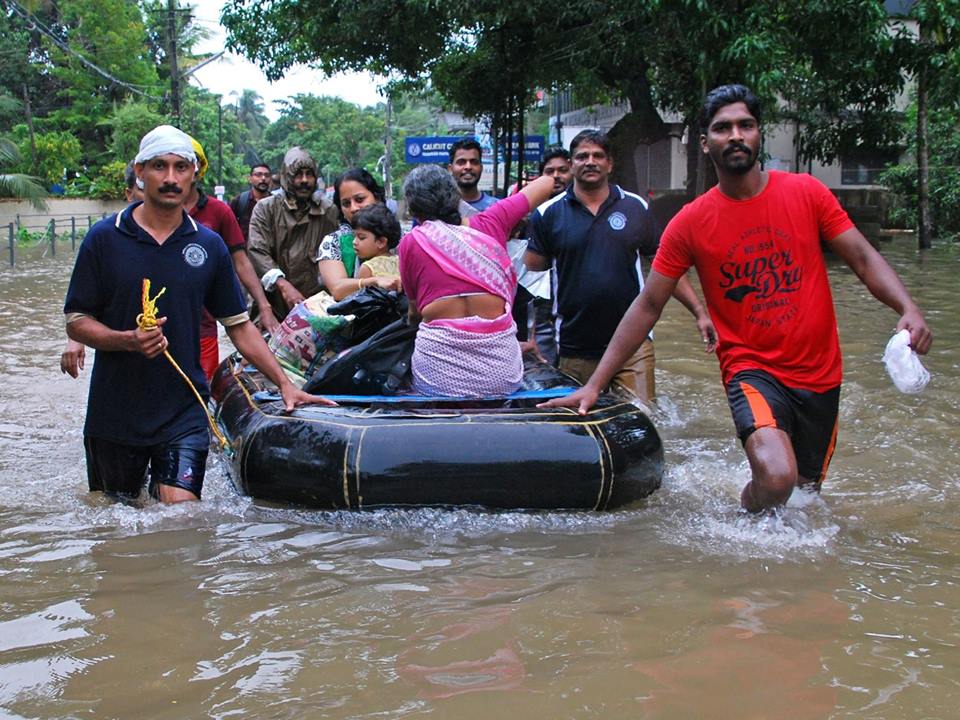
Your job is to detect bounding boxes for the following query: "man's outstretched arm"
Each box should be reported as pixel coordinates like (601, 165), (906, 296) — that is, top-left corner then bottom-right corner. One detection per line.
(827, 228), (932, 354)
(539, 270), (680, 414)
(225, 320), (336, 411)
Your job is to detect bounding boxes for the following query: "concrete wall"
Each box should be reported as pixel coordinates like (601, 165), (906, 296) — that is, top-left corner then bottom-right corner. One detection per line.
(0, 198), (127, 234)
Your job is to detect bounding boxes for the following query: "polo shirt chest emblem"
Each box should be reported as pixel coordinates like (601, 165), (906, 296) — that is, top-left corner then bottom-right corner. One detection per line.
(182, 243), (208, 268)
(608, 211), (627, 231)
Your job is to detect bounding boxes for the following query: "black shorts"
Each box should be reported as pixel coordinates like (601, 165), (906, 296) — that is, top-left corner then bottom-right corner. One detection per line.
(725, 369), (840, 484)
(84, 428), (210, 500)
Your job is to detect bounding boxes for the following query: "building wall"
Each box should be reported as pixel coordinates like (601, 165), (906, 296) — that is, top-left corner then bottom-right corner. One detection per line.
(0, 198), (127, 235)
(553, 97), (903, 192)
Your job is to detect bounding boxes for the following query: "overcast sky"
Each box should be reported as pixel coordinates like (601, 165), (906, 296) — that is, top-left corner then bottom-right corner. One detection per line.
(189, 0), (385, 119)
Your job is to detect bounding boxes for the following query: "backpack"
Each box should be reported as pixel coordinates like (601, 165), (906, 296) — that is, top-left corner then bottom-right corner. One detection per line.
(302, 318), (416, 397)
(231, 190), (252, 228)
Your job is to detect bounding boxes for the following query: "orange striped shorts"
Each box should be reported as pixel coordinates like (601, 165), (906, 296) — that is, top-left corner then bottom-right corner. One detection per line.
(726, 369), (840, 485)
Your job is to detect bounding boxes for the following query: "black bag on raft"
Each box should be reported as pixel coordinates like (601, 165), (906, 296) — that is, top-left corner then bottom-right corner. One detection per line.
(326, 286), (408, 345)
(303, 318), (416, 396)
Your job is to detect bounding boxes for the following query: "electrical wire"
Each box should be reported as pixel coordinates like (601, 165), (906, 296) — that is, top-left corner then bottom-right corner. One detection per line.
(4, 0), (161, 99)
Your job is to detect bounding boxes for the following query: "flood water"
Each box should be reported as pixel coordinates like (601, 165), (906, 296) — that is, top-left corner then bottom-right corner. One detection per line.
(0, 237), (958, 718)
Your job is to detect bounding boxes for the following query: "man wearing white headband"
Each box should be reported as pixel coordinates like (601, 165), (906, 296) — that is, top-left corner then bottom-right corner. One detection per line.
(64, 125), (333, 505)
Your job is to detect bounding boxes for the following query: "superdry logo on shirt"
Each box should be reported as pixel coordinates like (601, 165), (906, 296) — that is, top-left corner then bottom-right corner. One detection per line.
(718, 226), (803, 328)
(182, 243), (208, 268)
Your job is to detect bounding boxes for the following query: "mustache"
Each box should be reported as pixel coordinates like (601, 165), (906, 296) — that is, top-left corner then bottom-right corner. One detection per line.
(157, 184), (182, 194)
(724, 142), (751, 157)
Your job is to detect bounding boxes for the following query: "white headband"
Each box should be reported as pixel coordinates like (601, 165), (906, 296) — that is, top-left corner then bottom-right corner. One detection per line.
(134, 125), (198, 168)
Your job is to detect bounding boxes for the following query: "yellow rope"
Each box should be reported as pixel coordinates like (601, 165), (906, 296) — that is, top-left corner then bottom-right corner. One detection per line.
(136, 278), (230, 450)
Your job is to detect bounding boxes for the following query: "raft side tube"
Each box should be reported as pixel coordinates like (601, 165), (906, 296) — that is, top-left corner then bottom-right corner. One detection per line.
(211, 357), (664, 511)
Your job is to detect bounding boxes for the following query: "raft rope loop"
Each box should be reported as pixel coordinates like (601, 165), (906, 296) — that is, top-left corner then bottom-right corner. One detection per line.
(136, 278), (231, 451)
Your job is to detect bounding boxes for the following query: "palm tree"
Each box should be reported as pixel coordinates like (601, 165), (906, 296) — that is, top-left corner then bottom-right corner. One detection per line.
(232, 89), (269, 141)
(0, 138), (47, 210)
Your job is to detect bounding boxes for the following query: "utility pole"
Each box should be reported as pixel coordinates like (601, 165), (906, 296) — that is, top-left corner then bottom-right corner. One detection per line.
(383, 95), (393, 198)
(218, 100), (223, 184)
(22, 84), (37, 174)
(916, 19), (933, 250)
(167, 0), (181, 125)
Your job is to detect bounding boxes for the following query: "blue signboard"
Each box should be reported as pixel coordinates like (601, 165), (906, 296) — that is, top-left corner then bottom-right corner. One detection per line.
(405, 135), (546, 164)
(503, 135), (545, 162)
(404, 136), (465, 164)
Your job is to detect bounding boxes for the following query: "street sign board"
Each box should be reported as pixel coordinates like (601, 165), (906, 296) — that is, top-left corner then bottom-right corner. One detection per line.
(404, 136), (465, 164)
(405, 135), (546, 164)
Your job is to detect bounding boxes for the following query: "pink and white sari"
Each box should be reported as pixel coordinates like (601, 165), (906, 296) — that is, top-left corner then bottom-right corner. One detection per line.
(408, 220), (523, 397)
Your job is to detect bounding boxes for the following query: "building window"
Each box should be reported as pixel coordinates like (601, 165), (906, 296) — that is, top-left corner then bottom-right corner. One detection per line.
(840, 149), (899, 185)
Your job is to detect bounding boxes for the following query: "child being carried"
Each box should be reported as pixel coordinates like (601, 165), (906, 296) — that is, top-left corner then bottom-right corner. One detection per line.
(351, 204), (401, 285)
(269, 204), (402, 380)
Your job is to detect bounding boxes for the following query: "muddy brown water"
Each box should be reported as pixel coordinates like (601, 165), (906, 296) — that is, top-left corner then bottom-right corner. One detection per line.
(0, 237), (958, 718)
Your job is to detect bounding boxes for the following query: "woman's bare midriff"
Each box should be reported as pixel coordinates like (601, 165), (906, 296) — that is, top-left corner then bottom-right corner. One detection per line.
(421, 293), (505, 322)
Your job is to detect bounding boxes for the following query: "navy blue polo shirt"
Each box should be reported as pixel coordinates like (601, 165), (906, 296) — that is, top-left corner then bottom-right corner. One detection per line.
(527, 184), (660, 358)
(64, 202), (246, 445)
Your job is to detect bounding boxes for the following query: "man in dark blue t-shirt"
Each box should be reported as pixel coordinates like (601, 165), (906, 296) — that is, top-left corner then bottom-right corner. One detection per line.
(64, 125), (332, 505)
(525, 130), (715, 404)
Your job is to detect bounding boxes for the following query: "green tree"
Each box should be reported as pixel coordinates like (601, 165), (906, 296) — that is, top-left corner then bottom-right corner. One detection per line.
(880, 102), (960, 240)
(8, 126), (82, 185)
(104, 99), (167, 165)
(227, 89), (270, 167)
(430, 17), (551, 195)
(231, 89), (269, 140)
(223, 0), (909, 198)
(221, 0), (457, 80)
(258, 95), (387, 185)
(38, 0), (161, 154)
(882, 0), (960, 244)
(0, 5), (66, 134)
(896, 0), (960, 246)
(0, 136), (47, 208)
(179, 85), (250, 195)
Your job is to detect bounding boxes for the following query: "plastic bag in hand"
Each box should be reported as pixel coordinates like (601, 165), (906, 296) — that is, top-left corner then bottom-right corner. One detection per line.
(882, 329), (930, 394)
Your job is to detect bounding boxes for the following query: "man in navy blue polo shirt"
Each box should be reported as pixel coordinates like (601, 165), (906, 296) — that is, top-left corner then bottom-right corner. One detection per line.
(524, 129), (715, 404)
(64, 125), (333, 505)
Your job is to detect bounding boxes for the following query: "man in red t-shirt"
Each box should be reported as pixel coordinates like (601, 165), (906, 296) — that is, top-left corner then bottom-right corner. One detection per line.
(185, 139), (279, 379)
(543, 84), (932, 513)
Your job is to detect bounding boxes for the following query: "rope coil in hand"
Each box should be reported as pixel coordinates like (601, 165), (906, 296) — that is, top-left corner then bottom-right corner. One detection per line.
(136, 278), (230, 451)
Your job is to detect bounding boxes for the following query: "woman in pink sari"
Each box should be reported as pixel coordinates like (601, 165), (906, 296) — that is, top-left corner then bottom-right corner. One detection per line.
(399, 165), (555, 397)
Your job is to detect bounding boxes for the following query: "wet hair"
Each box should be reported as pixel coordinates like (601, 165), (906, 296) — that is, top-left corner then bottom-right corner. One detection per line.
(250, 163), (271, 174)
(569, 129), (611, 157)
(333, 167), (386, 220)
(539, 146), (571, 174)
(124, 160), (137, 189)
(351, 204), (402, 250)
(699, 84), (762, 132)
(448, 138), (482, 163)
(403, 164), (462, 225)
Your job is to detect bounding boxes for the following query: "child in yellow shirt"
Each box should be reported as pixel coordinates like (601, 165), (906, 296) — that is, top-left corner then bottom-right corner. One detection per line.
(351, 204), (401, 283)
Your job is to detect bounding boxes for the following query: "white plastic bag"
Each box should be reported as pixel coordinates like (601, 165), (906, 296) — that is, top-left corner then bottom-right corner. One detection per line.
(882, 329), (930, 394)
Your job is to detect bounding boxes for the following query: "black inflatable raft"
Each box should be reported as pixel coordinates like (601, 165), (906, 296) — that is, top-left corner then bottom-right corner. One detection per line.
(210, 357), (663, 511)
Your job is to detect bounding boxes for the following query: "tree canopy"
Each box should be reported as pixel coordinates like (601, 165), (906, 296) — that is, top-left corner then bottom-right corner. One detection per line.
(222, 0), (914, 193)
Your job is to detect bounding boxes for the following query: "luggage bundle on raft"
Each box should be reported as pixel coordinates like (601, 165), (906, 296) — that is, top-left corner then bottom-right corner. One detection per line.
(210, 286), (664, 511)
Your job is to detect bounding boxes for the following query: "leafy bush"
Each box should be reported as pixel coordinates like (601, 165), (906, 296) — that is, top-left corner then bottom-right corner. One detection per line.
(9, 128), (83, 186)
(64, 160), (127, 199)
(879, 102), (960, 240)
